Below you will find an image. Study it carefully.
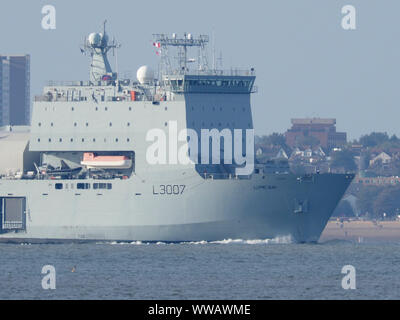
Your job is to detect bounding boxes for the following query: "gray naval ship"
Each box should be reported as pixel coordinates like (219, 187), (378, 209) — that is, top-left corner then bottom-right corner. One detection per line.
(0, 23), (354, 243)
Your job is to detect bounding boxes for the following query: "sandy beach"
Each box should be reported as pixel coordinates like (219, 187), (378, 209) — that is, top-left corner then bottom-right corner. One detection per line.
(320, 220), (400, 242)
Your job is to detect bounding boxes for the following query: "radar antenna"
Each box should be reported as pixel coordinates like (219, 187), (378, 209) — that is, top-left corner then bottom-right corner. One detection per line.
(152, 33), (209, 75)
(82, 20), (121, 82)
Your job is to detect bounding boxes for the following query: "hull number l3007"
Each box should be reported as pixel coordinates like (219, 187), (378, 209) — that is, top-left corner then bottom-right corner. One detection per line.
(153, 184), (186, 195)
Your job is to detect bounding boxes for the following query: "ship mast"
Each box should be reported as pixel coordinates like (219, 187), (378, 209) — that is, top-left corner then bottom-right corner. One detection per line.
(82, 20), (121, 82)
(152, 33), (209, 76)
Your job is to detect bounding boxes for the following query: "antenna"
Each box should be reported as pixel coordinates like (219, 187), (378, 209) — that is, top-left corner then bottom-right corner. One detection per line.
(82, 20), (121, 82)
(152, 33), (209, 75)
(212, 30), (216, 71)
(103, 19), (107, 36)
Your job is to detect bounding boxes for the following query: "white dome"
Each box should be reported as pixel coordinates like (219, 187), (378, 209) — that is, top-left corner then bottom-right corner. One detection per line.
(136, 65), (154, 84)
(88, 32), (103, 47)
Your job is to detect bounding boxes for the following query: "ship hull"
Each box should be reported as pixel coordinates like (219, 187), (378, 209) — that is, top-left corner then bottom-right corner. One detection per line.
(0, 172), (353, 243)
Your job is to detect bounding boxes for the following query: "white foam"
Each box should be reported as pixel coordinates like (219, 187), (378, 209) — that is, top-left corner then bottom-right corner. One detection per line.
(106, 240), (144, 245)
(100, 235), (293, 246)
(210, 236), (292, 245)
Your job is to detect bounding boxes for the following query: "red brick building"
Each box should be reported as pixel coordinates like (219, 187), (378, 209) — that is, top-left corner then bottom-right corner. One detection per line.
(285, 118), (347, 150)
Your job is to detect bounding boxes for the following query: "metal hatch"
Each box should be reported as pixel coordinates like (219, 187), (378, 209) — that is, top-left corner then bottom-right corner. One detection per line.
(0, 197), (26, 231)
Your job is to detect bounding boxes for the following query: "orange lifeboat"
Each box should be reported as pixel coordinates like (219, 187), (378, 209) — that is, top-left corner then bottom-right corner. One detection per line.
(80, 152), (132, 169)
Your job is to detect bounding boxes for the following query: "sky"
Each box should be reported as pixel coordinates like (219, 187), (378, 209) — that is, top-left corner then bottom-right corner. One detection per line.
(1, 0), (399, 140)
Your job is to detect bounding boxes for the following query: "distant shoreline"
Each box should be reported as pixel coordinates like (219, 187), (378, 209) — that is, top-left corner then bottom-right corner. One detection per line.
(320, 220), (400, 242)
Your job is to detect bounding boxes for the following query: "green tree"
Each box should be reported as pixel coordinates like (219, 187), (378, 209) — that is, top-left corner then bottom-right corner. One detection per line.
(258, 133), (287, 147)
(359, 132), (389, 148)
(356, 185), (382, 217)
(330, 149), (357, 172)
(372, 186), (400, 218)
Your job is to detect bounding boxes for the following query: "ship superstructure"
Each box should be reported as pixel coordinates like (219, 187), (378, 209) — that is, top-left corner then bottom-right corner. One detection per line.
(0, 23), (354, 243)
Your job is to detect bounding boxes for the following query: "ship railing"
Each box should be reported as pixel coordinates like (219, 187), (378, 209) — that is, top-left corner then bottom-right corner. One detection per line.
(165, 69), (256, 77)
(34, 95), (71, 102)
(203, 173), (251, 180)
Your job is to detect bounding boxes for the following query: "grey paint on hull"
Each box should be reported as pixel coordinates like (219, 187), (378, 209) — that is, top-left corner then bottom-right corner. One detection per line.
(0, 172), (353, 243)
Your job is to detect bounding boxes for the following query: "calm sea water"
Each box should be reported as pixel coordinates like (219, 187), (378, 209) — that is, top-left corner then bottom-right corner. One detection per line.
(0, 237), (399, 300)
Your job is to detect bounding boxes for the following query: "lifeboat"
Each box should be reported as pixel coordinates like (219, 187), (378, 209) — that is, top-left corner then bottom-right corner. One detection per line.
(80, 152), (132, 169)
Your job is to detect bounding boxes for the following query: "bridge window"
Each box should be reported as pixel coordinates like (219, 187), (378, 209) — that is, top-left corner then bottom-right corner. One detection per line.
(93, 183), (112, 190)
(55, 183), (63, 190)
(77, 183), (90, 190)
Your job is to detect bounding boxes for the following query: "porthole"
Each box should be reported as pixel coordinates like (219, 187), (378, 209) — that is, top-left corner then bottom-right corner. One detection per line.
(95, 107), (98, 111)
(129, 107), (132, 111)
(115, 138), (119, 142)
(70, 138), (74, 142)
(164, 122), (168, 127)
(105, 107), (108, 111)
(48, 138), (52, 142)
(38, 122), (41, 127)
(37, 138), (40, 142)
(82, 138), (85, 142)
(109, 122), (112, 127)
(93, 138), (96, 142)
(51, 122), (54, 127)
(74, 122), (77, 127)
(71, 107), (74, 111)
(127, 122), (130, 126)
(86, 122), (89, 127)
(127, 138), (130, 142)
(59, 138), (62, 142)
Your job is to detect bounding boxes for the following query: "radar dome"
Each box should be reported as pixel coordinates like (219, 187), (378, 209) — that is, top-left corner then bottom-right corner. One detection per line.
(137, 66), (154, 84)
(88, 32), (103, 47)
